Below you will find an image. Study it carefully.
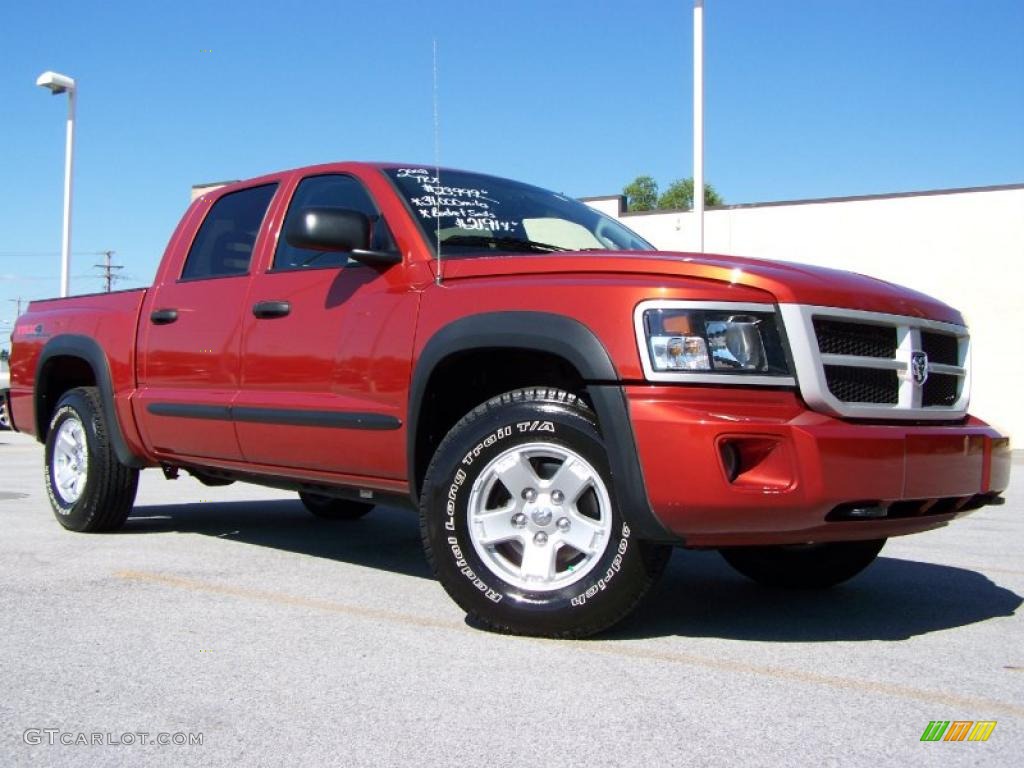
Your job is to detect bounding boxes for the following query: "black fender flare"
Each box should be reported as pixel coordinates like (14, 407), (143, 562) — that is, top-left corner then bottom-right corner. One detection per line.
(35, 334), (147, 468)
(408, 311), (676, 542)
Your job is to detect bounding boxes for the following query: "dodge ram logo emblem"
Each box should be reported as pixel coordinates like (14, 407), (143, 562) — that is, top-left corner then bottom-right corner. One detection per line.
(911, 351), (929, 385)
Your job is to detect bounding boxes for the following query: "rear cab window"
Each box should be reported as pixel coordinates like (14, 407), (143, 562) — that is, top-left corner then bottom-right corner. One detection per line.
(181, 184), (278, 280)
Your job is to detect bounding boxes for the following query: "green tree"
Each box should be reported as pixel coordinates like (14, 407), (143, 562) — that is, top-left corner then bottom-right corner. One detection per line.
(657, 178), (724, 210)
(623, 175), (659, 212)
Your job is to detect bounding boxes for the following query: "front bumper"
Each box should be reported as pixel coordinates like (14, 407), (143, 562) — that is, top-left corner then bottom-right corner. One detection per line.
(626, 386), (1011, 547)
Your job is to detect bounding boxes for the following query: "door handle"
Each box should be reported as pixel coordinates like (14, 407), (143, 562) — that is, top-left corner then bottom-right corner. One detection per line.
(150, 308), (178, 325)
(252, 300), (291, 319)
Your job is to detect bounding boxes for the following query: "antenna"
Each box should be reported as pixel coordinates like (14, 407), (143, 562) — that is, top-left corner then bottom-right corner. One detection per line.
(433, 38), (443, 285)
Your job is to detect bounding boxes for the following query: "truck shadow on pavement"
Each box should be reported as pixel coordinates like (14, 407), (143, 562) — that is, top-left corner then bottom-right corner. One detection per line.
(125, 500), (1021, 642)
(125, 500), (434, 580)
(618, 549), (1022, 642)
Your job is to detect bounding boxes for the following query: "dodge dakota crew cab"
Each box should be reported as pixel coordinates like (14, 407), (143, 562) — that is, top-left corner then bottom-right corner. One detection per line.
(7, 162), (1011, 637)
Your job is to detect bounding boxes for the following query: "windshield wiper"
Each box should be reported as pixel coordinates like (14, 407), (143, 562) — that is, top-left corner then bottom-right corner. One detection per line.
(441, 235), (570, 253)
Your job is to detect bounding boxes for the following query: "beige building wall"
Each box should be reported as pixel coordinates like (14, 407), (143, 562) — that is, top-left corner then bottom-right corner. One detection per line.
(586, 185), (1024, 438)
(190, 181), (237, 202)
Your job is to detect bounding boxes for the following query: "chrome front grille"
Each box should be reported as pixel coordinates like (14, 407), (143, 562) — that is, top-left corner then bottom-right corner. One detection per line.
(923, 373), (960, 407)
(813, 318), (896, 359)
(779, 305), (971, 420)
(920, 331), (959, 365)
(823, 365), (898, 404)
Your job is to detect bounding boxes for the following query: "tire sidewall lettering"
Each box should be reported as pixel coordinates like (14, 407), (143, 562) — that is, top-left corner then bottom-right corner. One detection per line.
(570, 525), (630, 607)
(445, 535), (503, 603)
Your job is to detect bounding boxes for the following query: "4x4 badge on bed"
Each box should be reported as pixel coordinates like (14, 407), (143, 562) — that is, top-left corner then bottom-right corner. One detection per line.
(911, 351), (929, 385)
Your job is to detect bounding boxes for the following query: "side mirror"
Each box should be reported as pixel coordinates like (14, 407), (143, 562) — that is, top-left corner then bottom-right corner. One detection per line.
(284, 207), (401, 267)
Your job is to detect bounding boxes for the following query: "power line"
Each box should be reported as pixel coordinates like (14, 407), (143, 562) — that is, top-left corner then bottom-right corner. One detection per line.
(0, 250), (113, 258)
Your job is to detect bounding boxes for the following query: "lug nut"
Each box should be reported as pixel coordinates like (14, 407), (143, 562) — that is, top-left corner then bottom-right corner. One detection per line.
(533, 532), (548, 546)
(551, 490), (564, 504)
(511, 513), (527, 528)
(522, 488), (537, 502)
(556, 517), (571, 532)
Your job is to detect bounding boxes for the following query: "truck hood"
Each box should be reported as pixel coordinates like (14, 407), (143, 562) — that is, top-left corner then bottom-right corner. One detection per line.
(434, 250), (964, 325)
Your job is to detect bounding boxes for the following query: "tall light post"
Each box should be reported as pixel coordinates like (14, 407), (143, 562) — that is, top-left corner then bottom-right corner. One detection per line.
(693, 1), (705, 253)
(36, 71), (77, 297)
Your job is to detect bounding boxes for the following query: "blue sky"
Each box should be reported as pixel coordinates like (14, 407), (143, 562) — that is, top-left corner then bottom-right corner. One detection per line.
(1, 0), (1022, 333)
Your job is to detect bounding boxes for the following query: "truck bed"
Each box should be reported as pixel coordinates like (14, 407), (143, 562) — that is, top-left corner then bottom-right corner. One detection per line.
(9, 288), (148, 441)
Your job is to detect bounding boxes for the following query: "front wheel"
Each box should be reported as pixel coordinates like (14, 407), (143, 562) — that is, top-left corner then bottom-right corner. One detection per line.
(44, 387), (139, 532)
(420, 388), (670, 638)
(0, 395), (10, 431)
(719, 539), (886, 589)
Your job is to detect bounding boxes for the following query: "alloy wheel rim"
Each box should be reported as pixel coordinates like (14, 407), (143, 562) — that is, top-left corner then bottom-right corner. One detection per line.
(53, 416), (88, 505)
(466, 441), (613, 592)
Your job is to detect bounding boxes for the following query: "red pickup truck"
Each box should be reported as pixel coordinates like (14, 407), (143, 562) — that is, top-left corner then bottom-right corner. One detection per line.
(7, 162), (1011, 637)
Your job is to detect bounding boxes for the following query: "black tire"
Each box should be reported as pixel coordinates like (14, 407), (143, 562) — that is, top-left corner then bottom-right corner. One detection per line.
(420, 387), (670, 639)
(719, 538), (886, 589)
(299, 492), (373, 520)
(0, 396), (9, 431)
(44, 387), (139, 532)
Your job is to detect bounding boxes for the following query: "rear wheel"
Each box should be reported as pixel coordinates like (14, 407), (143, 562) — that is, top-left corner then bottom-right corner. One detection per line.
(719, 539), (886, 589)
(45, 387), (139, 532)
(0, 396), (9, 431)
(420, 388), (670, 638)
(299, 492), (373, 520)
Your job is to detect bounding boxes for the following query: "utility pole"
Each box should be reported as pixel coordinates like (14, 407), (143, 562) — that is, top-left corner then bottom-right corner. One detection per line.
(8, 297), (24, 318)
(93, 250), (123, 292)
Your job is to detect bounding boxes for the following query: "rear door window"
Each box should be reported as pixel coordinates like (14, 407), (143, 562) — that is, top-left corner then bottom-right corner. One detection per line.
(181, 184), (278, 280)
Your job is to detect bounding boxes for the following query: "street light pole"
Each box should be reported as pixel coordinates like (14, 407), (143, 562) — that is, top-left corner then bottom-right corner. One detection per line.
(36, 71), (77, 297)
(60, 85), (76, 297)
(693, 0), (705, 253)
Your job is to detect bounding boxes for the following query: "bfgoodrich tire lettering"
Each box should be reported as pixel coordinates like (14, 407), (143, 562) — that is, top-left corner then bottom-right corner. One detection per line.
(44, 387), (139, 532)
(420, 388), (670, 638)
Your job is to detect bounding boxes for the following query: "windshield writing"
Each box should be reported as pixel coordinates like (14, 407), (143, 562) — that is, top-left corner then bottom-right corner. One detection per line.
(385, 167), (654, 256)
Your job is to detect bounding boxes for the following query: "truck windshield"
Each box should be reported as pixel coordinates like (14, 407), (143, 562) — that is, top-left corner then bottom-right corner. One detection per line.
(383, 167), (655, 256)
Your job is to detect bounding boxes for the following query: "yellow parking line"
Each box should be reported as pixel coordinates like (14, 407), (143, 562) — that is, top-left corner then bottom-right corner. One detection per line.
(116, 569), (1024, 719)
(571, 644), (1024, 719)
(116, 569), (458, 632)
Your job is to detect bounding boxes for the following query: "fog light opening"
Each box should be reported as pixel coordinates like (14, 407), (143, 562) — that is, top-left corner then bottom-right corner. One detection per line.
(716, 437), (795, 490)
(720, 441), (740, 482)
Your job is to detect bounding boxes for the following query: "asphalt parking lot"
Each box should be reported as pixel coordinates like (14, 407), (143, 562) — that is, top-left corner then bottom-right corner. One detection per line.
(1, 430), (1021, 767)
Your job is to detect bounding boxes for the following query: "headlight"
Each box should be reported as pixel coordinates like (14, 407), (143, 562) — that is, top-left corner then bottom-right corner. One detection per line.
(636, 301), (792, 381)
